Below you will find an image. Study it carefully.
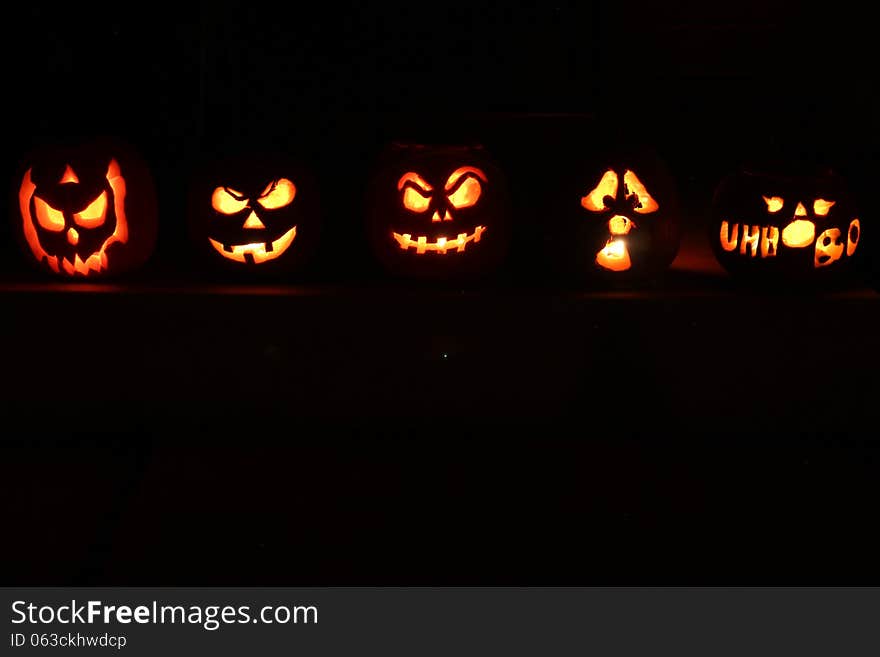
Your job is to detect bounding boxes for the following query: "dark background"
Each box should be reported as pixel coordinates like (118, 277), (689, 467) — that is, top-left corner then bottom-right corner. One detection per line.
(1, 1), (879, 585)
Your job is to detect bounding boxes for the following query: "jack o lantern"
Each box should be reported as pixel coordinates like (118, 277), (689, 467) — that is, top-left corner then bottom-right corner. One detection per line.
(366, 143), (510, 279)
(710, 168), (862, 283)
(13, 137), (157, 278)
(187, 152), (320, 274)
(548, 147), (681, 282)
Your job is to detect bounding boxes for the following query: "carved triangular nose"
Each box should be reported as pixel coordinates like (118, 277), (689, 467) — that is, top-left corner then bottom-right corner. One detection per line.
(242, 210), (265, 229)
(794, 202), (808, 217)
(60, 165), (79, 185)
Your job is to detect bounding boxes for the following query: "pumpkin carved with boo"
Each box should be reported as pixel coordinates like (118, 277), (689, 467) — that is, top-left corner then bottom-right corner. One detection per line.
(709, 167), (862, 284)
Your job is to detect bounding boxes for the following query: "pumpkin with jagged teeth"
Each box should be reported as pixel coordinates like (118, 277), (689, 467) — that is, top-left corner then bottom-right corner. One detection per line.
(14, 138), (157, 278)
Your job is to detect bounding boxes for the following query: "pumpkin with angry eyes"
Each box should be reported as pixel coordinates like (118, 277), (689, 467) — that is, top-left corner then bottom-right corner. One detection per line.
(709, 168), (862, 283)
(12, 137), (157, 278)
(187, 152), (320, 274)
(366, 143), (510, 279)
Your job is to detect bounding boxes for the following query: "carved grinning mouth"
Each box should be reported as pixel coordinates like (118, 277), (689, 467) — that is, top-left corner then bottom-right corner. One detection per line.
(208, 226), (297, 263)
(392, 226), (486, 254)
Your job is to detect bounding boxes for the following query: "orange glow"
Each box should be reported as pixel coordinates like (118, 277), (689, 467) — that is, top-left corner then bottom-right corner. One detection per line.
(760, 225), (780, 258)
(581, 170), (618, 212)
(392, 226), (486, 254)
(257, 178), (296, 210)
(720, 221), (781, 258)
(595, 238), (631, 272)
(107, 159), (128, 246)
(60, 165), (79, 184)
(608, 215), (634, 236)
(447, 176), (482, 209)
(242, 211), (266, 229)
(623, 170), (659, 214)
(208, 226), (297, 264)
(719, 220), (738, 251)
(397, 172), (433, 192)
(813, 198), (835, 216)
(444, 166), (488, 190)
(781, 219), (815, 248)
(34, 197), (65, 231)
(762, 196), (784, 213)
(18, 160), (129, 276)
(212, 187), (248, 215)
(403, 187), (431, 213)
(739, 224), (760, 256)
(431, 210), (452, 222)
(67, 228), (79, 245)
(794, 202), (808, 217)
(814, 228), (844, 267)
(73, 191), (108, 228)
(847, 218), (860, 256)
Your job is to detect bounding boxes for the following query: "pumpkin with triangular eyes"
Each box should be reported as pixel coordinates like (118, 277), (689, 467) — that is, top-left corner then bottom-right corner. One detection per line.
(187, 152), (320, 274)
(12, 137), (157, 278)
(709, 168), (862, 283)
(548, 147), (681, 281)
(365, 143), (511, 280)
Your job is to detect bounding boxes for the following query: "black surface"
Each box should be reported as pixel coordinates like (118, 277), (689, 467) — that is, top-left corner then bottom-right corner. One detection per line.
(2, 1), (880, 586)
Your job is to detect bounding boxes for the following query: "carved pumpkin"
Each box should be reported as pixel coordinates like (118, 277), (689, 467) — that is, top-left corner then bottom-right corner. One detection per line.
(548, 147), (681, 281)
(13, 137), (157, 278)
(187, 152), (320, 274)
(366, 143), (510, 280)
(710, 168), (862, 283)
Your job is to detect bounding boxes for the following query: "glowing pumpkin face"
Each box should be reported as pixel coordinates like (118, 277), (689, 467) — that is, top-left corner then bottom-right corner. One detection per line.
(394, 167), (488, 255)
(551, 149), (681, 281)
(187, 153), (320, 274)
(366, 144), (510, 280)
(710, 169), (862, 282)
(208, 178), (298, 264)
(580, 168), (660, 272)
(13, 138), (157, 278)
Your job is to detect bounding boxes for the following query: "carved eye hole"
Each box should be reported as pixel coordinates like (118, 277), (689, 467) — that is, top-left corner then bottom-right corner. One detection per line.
(398, 172), (433, 213)
(763, 196), (785, 213)
(212, 187), (248, 215)
(402, 187), (431, 212)
(447, 178), (482, 209)
(814, 198), (835, 216)
(73, 191), (108, 228)
(34, 197), (65, 231)
(623, 170), (659, 214)
(581, 170), (618, 212)
(445, 167), (487, 209)
(257, 178), (296, 210)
